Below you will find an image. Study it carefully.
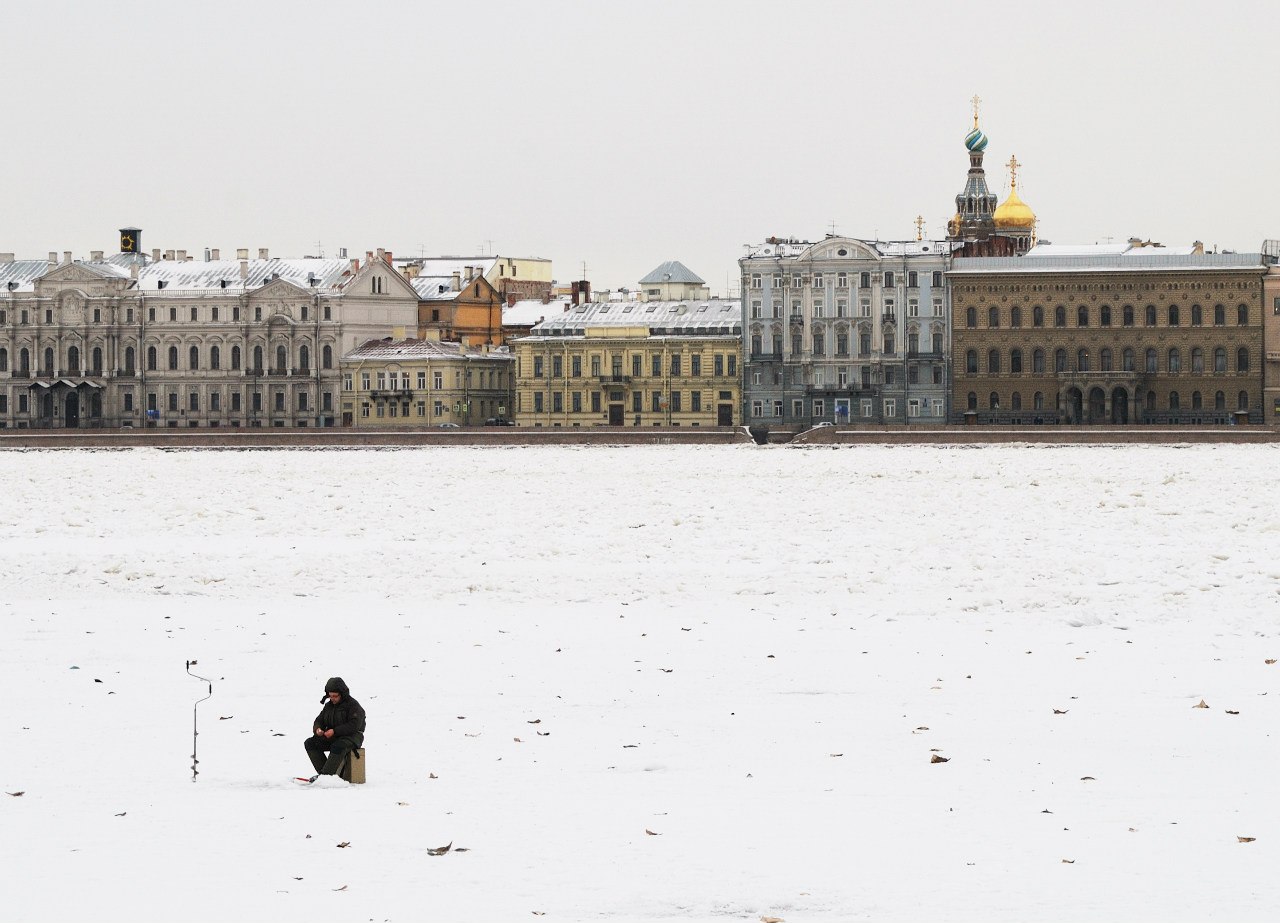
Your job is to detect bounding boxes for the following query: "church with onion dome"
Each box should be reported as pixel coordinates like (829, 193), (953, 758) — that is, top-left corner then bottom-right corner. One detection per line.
(947, 97), (1037, 257)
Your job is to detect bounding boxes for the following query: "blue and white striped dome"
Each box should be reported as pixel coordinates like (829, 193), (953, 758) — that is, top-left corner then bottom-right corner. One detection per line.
(964, 127), (989, 152)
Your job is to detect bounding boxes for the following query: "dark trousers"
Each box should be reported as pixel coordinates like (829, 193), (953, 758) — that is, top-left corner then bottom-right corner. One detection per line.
(304, 734), (359, 775)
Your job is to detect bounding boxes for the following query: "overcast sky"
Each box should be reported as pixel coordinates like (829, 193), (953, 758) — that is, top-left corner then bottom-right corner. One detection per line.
(5, 0), (1277, 291)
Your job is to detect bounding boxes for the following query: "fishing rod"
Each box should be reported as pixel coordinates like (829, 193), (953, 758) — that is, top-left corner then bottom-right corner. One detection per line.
(186, 660), (214, 782)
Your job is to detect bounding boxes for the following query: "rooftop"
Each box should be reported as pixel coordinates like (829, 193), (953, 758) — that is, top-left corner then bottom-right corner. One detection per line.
(341, 338), (512, 363)
(951, 251), (1268, 274)
(525, 299), (741, 338)
(639, 261), (705, 285)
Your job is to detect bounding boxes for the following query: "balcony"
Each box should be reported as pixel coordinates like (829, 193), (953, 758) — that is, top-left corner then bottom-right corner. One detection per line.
(881, 313), (896, 325)
(10, 371), (30, 379)
(907, 348), (943, 359)
(598, 374), (632, 385)
(267, 369), (289, 377)
(292, 367), (311, 376)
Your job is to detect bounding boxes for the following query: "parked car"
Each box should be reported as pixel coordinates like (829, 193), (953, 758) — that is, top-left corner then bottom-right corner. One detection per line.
(484, 418), (515, 426)
(436, 422), (461, 429)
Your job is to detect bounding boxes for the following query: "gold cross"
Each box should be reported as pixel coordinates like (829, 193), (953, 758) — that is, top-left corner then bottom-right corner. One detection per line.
(1006, 154), (1020, 188)
(914, 215), (925, 241)
(971, 94), (982, 128)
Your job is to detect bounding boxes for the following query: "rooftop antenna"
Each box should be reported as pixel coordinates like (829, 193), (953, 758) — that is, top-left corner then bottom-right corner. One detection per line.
(186, 660), (214, 782)
(314, 240), (324, 258)
(418, 244), (427, 259)
(828, 220), (839, 237)
(581, 260), (588, 280)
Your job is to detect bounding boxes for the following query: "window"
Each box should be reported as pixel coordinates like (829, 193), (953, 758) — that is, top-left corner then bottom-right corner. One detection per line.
(860, 298), (871, 317)
(750, 335), (762, 356)
(932, 298), (943, 316)
(188, 345), (198, 370)
(1077, 349), (1089, 372)
(571, 356), (582, 377)
(1054, 306), (1066, 327)
(1168, 348), (1180, 373)
(1123, 305), (1134, 326)
(652, 355), (662, 376)
(813, 332), (825, 356)
(533, 356), (543, 378)
(122, 392), (133, 412)
(883, 333), (894, 354)
(1214, 347), (1227, 373)
(967, 392), (978, 411)
(1191, 348), (1204, 372)
(1010, 349), (1022, 373)
(988, 392), (1000, 410)
(322, 345), (333, 369)
(988, 307), (999, 328)
(859, 332), (871, 356)
(434, 371), (443, 389)
(1011, 306), (1022, 328)
(125, 346), (136, 373)
(1055, 349), (1067, 373)
(167, 346), (178, 370)
(859, 272), (870, 289)
(932, 271), (943, 287)
(274, 391), (285, 412)
(671, 392), (682, 412)
(988, 349), (1000, 373)
(1214, 304), (1225, 325)
(1100, 348), (1112, 372)
(1123, 348), (1134, 371)
(1033, 349), (1045, 373)
(1146, 348), (1158, 373)
(1033, 305), (1044, 327)
(884, 271), (894, 288)
(792, 334), (803, 355)
(552, 392), (563, 413)
(652, 392), (662, 412)
(1168, 305), (1179, 326)
(751, 399), (763, 417)
(591, 392), (601, 413)
(168, 392), (178, 412)
(670, 355), (681, 376)
(188, 391), (199, 412)
(883, 398), (896, 418)
(254, 346), (263, 371)
(1034, 391), (1044, 411)
(1100, 305), (1111, 326)
(1192, 390), (1202, 410)
(965, 350), (978, 374)
(966, 307), (976, 328)
(1238, 304), (1249, 326)
(169, 308), (176, 322)
(1169, 391), (1180, 410)
(632, 392), (642, 413)
(907, 272), (918, 288)
(276, 345), (287, 371)
(1191, 304), (1202, 326)
(1238, 390), (1249, 411)
(691, 391), (702, 413)
(1237, 347), (1249, 372)
(1146, 305), (1157, 326)
(534, 392), (544, 413)
(1215, 390), (1225, 411)
(772, 400), (783, 417)
(552, 356), (563, 378)
(571, 392), (582, 413)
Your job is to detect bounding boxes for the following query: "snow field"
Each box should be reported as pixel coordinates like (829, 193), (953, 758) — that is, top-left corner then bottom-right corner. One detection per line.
(1, 444), (1278, 922)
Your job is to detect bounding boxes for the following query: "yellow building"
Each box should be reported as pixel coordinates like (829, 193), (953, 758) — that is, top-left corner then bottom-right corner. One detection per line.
(339, 338), (514, 427)
(513, 300), (742, 427)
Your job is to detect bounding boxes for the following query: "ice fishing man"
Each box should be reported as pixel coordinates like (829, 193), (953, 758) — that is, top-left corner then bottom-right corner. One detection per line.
(303, 677), (366, 782)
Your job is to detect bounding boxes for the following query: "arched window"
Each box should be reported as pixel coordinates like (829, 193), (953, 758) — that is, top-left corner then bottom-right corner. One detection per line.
(1077, 306), (1088, 327)
(965, 350), (978, 374)
(125, 346), (136, 373)
(1033, 391), (1044, 410)
(988, 349), (1000, 373)
(231, 345), (241, 370)
(91, 347), (102, 374)
(989, 392), (999, 410)
(988, 307), (999, 328)
(253, 345), (263, 371)
(1215, 390), (1225, 411)
(147, 346), (157, 371)
(1010, 306), (1022, 328)
(276, 345), (287, 371)
(1122, 348), (1134, 371)
(1168, 348), (1181, 373)
(1214, 347), (1227, 373)
(1123, 305), (1134, 326)
(1237, 347), (1249, 372)
(1033, 305), (1044, 327)
(1055, 348), (1067, 373)
(1054, 306), (1066, 327)
(168, 346), (179, 370)
(19, 348), (30, 373)
(1191, 304), (1202, 326)
(1145, 305), (1157, 326)
(1169, 391), (1180, 410)
(43, 347), (54, 375)
(67, 346), (80, 373)
(0, 348), (7, 372)
(1100, 305), (1111, 326)
(1146, 390), (1156, 409)
(1168, 305), (1180, 326)
(1145, 348), (1158, 373)
(1214, 305), (1225, 325)
(1238, 304), (1249, 326)
(1010, 348), (1023, 373)
(1033, 348), (1045, 373)
(1238, 390), (1249, 411)
(210, 345), (221, 370)
(967, 392), (977, 411)
(1192, 391), (1202, 410)
(299, 344), (311, 370)
(1100, 348), (1112, 372)
(1011, 391), (1022, 410)
(966, 307), (976, 328)
(1077, 348), (1089, 372)
(322, 344), (333, 369)
(189, 345), (199, 370)
(884, 271), (895, 288)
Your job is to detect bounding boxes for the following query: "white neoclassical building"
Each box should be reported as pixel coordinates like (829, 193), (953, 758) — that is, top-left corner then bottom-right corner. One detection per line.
(0, 239), (419, 429)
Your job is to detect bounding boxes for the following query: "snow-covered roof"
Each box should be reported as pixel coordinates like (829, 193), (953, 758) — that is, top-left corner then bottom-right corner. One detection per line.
(741, 237), (955, 262)
(503, 297), (573, 327)
(639, 261), (705, 285)
(340, 338), (512, 363)
(394, 257), (497, 280)
(0, 259), (56, 293)
(136, 258), (353, 293)
(526, 299), (741, 337)
(412, 276), (463, 301)
(951, 252), (1266, 274)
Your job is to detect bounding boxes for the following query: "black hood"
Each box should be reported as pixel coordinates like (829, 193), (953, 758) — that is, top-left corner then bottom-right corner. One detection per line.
(321, 677), (350, 702)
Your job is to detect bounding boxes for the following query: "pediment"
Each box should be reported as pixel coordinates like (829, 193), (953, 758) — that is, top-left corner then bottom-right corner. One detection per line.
(247, 278), (310, 301)
(38, 264), (108, 286)
(805, 238), (880, 262)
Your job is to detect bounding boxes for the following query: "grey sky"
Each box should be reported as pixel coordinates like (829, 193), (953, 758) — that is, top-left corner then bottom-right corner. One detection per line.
(5, 0), (1276, 291)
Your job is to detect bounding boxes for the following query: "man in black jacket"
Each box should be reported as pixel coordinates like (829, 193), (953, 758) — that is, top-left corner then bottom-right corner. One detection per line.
(303, 677), (366, 780)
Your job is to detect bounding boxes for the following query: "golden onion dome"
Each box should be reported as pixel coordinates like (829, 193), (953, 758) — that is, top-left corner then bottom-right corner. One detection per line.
(994, 184), (1036, 230)
(947, 212), (962, 236)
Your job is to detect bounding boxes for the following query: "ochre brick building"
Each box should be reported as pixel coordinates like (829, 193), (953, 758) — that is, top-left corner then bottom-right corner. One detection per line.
(949, 248), (1268, 424)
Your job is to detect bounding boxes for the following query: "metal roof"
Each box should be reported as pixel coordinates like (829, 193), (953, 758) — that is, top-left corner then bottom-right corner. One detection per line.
(950, 253), (1267, 274)
(639, 261), (705, 285)
(341, 338), (512, 362)
(503, 297), (573, 327)
(527, 299), (741, 337)
(137, 258), (353, 292)
(0, 260), (55, 293)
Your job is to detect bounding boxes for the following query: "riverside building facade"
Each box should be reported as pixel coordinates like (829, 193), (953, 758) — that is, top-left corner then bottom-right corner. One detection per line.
(739, 236), (951, 426)
(0, 232), (418, 429)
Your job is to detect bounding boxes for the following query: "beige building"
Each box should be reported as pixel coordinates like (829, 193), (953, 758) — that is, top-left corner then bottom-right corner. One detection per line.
(340, 338), (514, 427)
(513, 300), (742, 427)
(394, 255), (553, 302)
(950, 246), (1268, 424)
(0, 235), (418, 429)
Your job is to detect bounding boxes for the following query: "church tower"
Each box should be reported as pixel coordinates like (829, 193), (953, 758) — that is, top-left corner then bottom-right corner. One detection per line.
(947, 97), (1033, 257)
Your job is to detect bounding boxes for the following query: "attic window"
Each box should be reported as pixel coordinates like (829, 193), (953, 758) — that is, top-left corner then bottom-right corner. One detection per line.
(698, 306), (708, 312)
(623, 305), (634, 312)
(837, 249), (848, 256)
(438, 285), (446, 294)
(645, 305), (657, 313)
(600, 306), (610, 313)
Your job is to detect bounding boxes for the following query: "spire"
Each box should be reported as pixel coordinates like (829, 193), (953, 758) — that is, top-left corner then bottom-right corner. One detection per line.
(950, 97), (997, 241)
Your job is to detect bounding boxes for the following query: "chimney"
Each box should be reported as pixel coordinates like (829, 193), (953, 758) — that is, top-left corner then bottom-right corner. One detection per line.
(151, 248), (161, 263)
(349, 258), (360, 273)
(130, 264), (139, 280)
(90, 250), (103, 262)
(451, 271), (462, 292)
(63, 251), (72, 264)
(237, 248), (249, 260)
(0, 253), (14, 263)
(384, 250), (393, 264)
(541, 291), (550, 304)
(376, 248), (385, 261)
(48, 251), (57, 263)
(239, 260), (248, 281)
(258, 248), (269, 260)
(507, 293), (517, 307)
(211, 248), (220, 261)
(163, 250), (175, 261)
(176, 249), (187, 262)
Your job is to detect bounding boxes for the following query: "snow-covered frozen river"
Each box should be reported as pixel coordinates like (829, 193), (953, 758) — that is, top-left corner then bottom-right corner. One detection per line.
(2, 445), (1277, 922)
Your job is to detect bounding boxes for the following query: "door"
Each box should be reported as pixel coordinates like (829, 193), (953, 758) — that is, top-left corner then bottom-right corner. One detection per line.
(64, 391), (80, 428)
(1087, 387), (1106, 424)
(342, 412), (353, 427)
(717, 403), (732, 426)
(1111, 388), (1128, 424)
(608, 403), (624, 426)
(834, 398), (850, 423)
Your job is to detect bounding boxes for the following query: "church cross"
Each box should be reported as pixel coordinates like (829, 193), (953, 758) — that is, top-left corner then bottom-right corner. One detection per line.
(971, 94), (982, 128)
(914, 215), (925, 241)
(1006, 154), (1020, 188)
